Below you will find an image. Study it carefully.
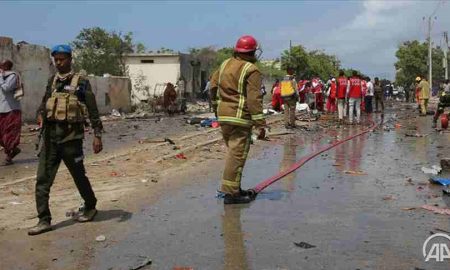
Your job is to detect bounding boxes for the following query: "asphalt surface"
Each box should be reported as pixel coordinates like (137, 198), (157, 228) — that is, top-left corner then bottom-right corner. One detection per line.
(90, 110), (450, 269)
(2, 104), (450, 270)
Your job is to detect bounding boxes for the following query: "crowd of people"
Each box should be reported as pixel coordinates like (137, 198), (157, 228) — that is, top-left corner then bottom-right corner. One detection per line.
(270, 70), (384, 128)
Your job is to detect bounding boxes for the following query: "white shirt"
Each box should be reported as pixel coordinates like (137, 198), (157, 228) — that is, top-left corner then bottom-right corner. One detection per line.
(366, 81), (374, 96)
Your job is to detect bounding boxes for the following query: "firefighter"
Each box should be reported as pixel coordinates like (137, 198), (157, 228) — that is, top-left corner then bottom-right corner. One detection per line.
(417, 76), (430, 116)
(210, 35), (266, 204)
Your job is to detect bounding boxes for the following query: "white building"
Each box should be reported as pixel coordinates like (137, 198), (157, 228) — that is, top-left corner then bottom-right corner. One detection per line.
(124, 53), (206, 105)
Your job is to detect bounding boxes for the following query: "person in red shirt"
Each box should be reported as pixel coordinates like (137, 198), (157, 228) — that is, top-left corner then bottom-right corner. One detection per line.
(271, 79), (283, 112)
(312, 77), (324, 111)
(326, 78), (337, 113)
(336, 70), (348, 122)
(297, 80), (307, 103)
(347, 70), (363, 124)
(360, 79), (367, 112)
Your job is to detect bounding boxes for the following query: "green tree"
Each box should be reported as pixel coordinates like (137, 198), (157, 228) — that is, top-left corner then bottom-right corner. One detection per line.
(135, 42), (146, 53)
(280, 45), (341, 79)
(157, 47), (175, 54)
(395, 40), (444, 87)
(306, 50), (340, 79)
(280, 45), (309, 76)
(213, 47), (234, 70)
(72, 27), (134, 76)
(257, 59), (284, 80)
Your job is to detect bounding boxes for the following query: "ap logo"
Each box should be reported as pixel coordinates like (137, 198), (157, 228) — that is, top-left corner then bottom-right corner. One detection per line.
(423, 233), (450, 262)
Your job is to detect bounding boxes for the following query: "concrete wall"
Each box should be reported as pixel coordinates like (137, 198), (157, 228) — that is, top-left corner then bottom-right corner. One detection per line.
(88, 76), (132, 115)
(125, 53), (206, 104)
(0, 37), (53, 121)
(0, 37), (132, 121)
(179, 54), (196, 97)
(125, 54), (181, 104)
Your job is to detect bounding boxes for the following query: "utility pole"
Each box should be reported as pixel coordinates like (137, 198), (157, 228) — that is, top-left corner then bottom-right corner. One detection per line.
(289, 40), (292, 67)
(444, 31), (448, 80)
(426, 1), (443, 89)
(428, 16), (433, 89)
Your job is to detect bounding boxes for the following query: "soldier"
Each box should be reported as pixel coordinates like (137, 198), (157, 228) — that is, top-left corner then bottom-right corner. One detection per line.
(28, 45), (104, 235)
(210, 35), (265, 204)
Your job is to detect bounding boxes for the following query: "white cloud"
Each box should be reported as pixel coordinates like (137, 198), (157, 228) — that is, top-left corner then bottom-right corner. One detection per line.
(266, 1), (450, 80)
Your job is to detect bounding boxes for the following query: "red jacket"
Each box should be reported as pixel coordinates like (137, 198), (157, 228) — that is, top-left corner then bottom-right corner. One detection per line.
(361, 80), (367, 96)
(330, 81), (337, 99)
(349, 76), (362, 98)
(337, 76), (347, 99)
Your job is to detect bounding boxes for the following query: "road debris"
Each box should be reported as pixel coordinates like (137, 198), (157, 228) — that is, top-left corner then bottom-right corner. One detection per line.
(401, 207), (416, 211)
(129, 257), (152, 270)
(421, 165), (442, 175)
(441, 158), (450, 170)
(294, 242), (316, 249)
(382, 195), (395, 201)
(421, 205), (450, 216)
(344, 170), (367, 176)
(95, 235), (106, 242)
(139, 137), (175, 145)
(175, 153), (187, 160)
(428, 177), (450, 186)
(405, 133), (428, 137)
(8, 201), (23, 205)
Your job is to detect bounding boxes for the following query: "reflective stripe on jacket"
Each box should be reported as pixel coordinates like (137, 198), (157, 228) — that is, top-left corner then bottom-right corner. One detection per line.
(210, 56), (265, 128)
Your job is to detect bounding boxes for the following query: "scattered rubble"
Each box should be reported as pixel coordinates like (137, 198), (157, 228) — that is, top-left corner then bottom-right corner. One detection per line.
(129, 257), (152, 270)
(421, 205), (450, 216)
(441, 158), (450, 171)
(186, 101), (210, 113)
(429, 177), (450, 186)
(294, 241), (316, 249)
(344, 170), (367, 176)
(95, 235), (106, 242)
(421, 165), (442, 175)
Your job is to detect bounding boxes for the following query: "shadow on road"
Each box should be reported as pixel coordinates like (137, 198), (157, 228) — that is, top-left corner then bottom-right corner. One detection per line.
(52, 209), (133, 231)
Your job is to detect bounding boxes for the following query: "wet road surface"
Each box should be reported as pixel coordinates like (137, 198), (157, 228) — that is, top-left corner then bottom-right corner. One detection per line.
(88, 112), (450, 270)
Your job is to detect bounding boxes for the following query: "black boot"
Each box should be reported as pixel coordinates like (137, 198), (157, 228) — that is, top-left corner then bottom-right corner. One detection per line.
(224, 193), (254, 204)
(240, 189), (257, 199)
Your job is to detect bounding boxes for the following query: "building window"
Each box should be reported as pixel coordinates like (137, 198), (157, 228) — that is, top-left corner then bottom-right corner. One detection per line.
(141, 59), (154, 64)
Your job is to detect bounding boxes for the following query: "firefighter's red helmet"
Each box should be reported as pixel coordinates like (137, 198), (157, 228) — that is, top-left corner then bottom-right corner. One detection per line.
(234, 35), (258, 53)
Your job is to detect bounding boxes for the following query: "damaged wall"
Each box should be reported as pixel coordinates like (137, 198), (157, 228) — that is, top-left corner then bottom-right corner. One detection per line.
(0, 37), (53, 121)
(88, 76), (132, 115)
(125, 53), (205, 104)
(0, 37), (132, 121)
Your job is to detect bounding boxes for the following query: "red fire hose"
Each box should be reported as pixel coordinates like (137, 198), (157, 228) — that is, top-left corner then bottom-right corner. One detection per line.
(252, 120), (379, 194)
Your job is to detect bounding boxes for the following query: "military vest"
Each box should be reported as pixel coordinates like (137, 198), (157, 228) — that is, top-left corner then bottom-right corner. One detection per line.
(45, 73), (89, 123)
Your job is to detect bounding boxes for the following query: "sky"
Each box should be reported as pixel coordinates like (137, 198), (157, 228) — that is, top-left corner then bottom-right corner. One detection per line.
(1, 0), (450, 80)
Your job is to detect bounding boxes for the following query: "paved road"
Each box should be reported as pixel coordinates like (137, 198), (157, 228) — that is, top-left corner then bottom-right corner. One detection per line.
(2, 105), (450, 270)
(89, 110), (450, 269)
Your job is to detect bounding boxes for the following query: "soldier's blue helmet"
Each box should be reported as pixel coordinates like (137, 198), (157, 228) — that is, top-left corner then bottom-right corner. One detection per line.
(51, 44), (72, 56)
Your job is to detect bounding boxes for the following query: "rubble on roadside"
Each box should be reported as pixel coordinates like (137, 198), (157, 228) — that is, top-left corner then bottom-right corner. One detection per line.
(186, 101), (210, 113)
